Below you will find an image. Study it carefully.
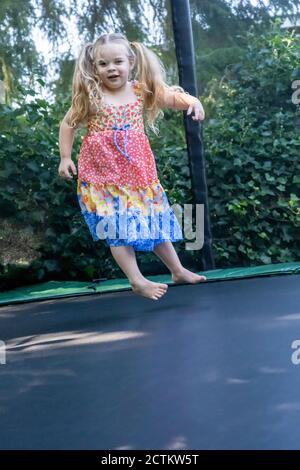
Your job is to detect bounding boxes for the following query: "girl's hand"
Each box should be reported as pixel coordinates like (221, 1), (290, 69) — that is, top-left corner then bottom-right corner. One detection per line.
(58, 158), (77, 180)
(187, 100), (205, 121)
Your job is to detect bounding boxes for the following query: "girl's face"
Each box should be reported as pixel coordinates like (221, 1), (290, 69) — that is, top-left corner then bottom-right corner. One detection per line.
(94, 44), (134, 92)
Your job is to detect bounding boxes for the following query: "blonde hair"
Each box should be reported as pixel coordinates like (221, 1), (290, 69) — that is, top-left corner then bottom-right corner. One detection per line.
(66, 32), (187, 135)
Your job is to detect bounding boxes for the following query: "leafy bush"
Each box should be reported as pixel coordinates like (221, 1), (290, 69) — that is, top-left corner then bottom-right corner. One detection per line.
(201, 20), (300, 265)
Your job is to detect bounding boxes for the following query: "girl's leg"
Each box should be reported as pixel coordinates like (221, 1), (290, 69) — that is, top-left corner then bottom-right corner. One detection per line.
(109, 245), (168, 300)
(153, 241), (206, 283)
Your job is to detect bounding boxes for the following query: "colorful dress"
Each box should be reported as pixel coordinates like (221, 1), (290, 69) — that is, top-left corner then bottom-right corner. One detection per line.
(76, 79), (184, 251)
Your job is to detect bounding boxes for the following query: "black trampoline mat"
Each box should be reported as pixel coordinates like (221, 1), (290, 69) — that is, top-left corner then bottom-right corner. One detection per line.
(0, 274), (300, 450)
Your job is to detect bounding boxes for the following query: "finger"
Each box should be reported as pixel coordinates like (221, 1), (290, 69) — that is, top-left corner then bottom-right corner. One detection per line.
(192, 112), (204, 120)
(60, 170), (72, 179)
(71, 162), (77, 175)
(65, 165), (74, 179)
(187, 106), (193, 115)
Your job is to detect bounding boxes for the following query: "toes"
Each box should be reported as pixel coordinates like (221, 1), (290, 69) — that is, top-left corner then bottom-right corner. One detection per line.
(154, 288), (167, 299)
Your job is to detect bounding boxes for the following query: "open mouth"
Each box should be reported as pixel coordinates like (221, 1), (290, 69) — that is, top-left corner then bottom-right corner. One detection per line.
(108, 75), (119, 79)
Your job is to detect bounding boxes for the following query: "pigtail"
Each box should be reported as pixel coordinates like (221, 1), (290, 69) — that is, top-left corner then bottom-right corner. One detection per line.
(66, 42), (102, 129)
(130, 42), (186, 136)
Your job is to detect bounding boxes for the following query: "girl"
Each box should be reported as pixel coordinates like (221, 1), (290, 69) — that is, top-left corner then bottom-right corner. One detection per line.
(58, 32), (207, 301)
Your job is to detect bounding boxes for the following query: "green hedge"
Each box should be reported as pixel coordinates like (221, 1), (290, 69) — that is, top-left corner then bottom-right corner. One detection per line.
(203, 20), (300, 265)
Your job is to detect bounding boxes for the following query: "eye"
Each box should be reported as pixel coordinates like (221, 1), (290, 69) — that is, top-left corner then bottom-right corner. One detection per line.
(98, 60), (123, 65)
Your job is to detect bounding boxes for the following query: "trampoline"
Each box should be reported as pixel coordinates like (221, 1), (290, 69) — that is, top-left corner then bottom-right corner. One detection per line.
(1, 268), (300, 450)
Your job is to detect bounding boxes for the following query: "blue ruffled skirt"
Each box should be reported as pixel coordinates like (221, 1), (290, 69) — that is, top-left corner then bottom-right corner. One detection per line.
(77, 179), (183, 252)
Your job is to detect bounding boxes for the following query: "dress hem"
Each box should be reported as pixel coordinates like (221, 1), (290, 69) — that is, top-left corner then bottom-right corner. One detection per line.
(93, 236), (184, 252)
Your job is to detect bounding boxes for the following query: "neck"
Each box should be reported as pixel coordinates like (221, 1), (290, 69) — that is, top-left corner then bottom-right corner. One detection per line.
(102, 80), (130, 95)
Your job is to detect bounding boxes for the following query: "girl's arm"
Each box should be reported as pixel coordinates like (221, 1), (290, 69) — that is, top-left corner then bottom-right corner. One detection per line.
(59, 108), (77, 160)
(58, 109), (78, 179)
(157, 85), (205, 119)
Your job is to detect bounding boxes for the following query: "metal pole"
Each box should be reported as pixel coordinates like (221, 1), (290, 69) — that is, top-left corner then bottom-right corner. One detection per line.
(170, 0), (215, 270)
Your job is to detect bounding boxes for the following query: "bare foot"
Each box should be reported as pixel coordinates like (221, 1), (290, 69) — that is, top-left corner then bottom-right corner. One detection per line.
(172, 267), (207, 284)
(131, 279), (168, 300)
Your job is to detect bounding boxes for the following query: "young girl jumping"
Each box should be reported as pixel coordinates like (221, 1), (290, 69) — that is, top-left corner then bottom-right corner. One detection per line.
(58, 32), (207, 301)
